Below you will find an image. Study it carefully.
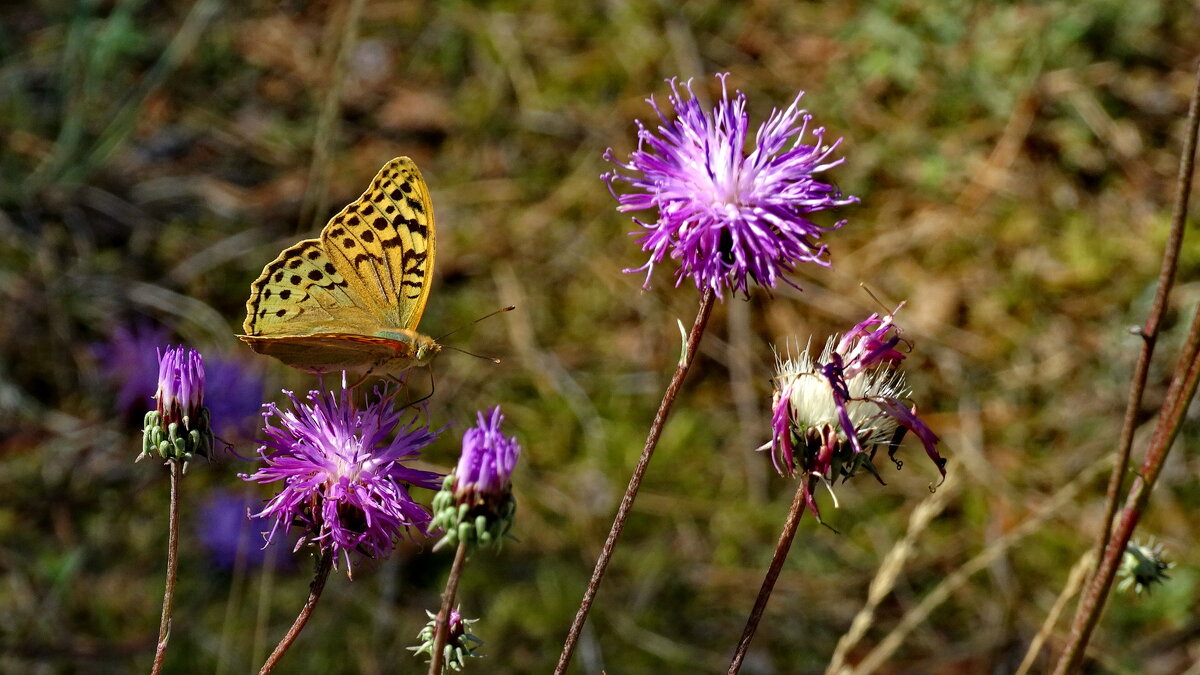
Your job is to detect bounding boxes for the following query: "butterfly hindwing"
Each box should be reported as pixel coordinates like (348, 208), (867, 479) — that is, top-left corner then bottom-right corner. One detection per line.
(321, 157), (436, 332)
(239, 333), (421, 374)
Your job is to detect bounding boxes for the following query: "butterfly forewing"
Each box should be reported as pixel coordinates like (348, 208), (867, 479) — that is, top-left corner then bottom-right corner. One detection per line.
(321, 157), (435, 331)
(239, 157), (440, 376)
(243, 239), (377, 336)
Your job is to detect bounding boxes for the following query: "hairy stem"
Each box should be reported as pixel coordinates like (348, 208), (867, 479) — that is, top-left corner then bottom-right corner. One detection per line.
(150, 460), (182, 675)
(728, 478), (808, 674)
(259, 549), (333, 674)
(555, 288), (716, 674)
(429, 541), (469, 675)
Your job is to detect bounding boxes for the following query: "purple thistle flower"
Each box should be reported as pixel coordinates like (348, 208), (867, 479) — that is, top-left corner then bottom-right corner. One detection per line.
(155, 346), (205, 428)
(454, 406), (521, 503)
(603, 73), (858, 299)
(240, 385), (443, 573)
(765, 308), (946, 520)
(141, 344), (211, 461)
(430, 406), (521, 551)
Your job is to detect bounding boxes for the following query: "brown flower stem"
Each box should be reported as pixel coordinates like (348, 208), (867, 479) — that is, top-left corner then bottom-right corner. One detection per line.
(1054, 306), (1200, 674)
(555, 288), (717, 674)
(1093, 62), (1200, 560)
(259, 549), (334, 675)
(727, 478), (809, 674)
(150, 459), (182, 675)
(1054, 61), (1200, 674)
(429, 541), (469, 675)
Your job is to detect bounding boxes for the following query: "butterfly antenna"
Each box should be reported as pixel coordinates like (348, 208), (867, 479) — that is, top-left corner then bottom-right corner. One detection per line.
(446, 345), (501, 364)
(435, 305), (516, 342)
(859, 283), (892, 315)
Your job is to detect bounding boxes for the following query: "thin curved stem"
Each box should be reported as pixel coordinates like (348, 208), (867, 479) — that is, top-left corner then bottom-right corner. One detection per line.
(728, 478), (808, 674)
(150, 459), (182, 675)
(429, 541), (469, 675)
(555, 288), (717, 674)
(259, 549), (334, 674)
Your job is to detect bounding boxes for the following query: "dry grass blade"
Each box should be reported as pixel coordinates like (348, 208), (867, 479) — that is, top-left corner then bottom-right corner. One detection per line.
(844, 454), (1111, 675)
(825, 473), (957, 675)
(1015, 551), (1094, 675)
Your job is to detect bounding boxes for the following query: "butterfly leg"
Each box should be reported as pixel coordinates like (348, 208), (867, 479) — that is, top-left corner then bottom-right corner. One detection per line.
(396, 365), (436, 409)
(345, 367), (377, 390)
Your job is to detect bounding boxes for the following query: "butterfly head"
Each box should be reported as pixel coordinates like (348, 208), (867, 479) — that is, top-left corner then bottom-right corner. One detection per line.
(414, 335), (442, 364)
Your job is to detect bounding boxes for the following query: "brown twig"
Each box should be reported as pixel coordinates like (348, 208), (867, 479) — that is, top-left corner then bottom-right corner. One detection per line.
(1093, 61), (1200, 563)
(259, 549), (334, 674)
(1054, 61), (1200, 674)
(727, 478), (808, 674)
(150, 459), (182, 675)
(429, 541), (469, 675)
(555, 288), (717, 674)
(1055, 307), (1200, 673)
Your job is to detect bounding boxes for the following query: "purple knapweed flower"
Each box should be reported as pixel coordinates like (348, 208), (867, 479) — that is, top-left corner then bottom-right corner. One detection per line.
(765, 307), (945, 520)
(141, 345), (212, 461)
(240, 384), (443, 574)
(603, 73), (858, 299)
(155, 346), (205, 426)
(430, 406), (521, 551)
(454, 407), (521, 503)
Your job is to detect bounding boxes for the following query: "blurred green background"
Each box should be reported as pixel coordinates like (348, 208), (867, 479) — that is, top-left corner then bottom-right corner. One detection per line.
(2, 1), (1199, 672)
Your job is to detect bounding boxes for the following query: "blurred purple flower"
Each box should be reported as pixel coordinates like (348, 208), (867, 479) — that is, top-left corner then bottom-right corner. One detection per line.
(196, 490), (291, 570)
(203, 356), (265, 439)
(765, 308), (945, 520)
(603, 73), (857, 299)
(240, 384), (443, 573)
(95, 323), (170, 414)
(454, 406), (521, 504)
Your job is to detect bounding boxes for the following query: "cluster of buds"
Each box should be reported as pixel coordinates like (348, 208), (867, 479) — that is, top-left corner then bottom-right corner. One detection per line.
(765, 308), (945, 520)
(409, 607), (483, 670)
(140, 346), (212, 462)
(431, 407), (521, 551)
(1117, 538), (1173, 595)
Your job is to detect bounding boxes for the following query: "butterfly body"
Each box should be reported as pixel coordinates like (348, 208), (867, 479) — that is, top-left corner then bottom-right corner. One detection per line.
(240, 157), (439, 377)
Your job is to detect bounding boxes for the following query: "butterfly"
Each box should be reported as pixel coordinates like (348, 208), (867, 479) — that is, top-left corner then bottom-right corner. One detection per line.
(239, 157), (441, 377)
